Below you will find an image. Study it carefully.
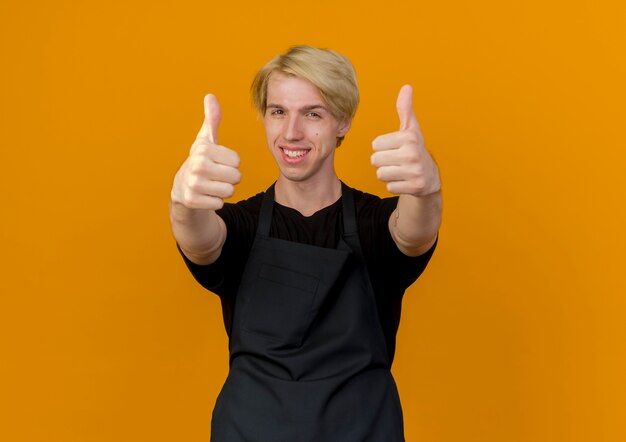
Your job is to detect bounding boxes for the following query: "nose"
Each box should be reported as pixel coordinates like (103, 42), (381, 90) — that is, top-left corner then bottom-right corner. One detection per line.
(284, 114), (304, 141)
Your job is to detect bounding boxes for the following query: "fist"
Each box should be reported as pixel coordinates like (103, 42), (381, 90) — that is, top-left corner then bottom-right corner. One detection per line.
(171, 94), (241, 210)
(371, 85), (440, 196)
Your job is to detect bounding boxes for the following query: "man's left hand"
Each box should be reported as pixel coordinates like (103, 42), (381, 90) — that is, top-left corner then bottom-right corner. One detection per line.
(371, 85), (440, 197)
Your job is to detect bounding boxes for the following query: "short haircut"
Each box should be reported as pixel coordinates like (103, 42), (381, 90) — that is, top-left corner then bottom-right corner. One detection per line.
(251, 46), (359, 146)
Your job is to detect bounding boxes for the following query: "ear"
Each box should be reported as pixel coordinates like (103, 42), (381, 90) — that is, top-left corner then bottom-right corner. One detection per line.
(337, 119), (352, 137)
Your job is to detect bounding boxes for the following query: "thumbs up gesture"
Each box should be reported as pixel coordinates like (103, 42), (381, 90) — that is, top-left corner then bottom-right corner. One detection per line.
(171, 94), (242, 210)
(371, 85), (440, 197)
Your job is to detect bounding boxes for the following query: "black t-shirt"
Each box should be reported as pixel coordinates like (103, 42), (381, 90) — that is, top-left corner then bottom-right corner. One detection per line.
(178, 186), (436, 363)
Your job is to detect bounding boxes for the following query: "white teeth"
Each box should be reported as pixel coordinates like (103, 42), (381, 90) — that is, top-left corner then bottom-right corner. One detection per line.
(283, 149), (307, 158)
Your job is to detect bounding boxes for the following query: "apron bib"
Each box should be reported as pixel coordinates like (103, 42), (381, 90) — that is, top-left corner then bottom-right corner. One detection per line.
(211, 183), (405, 441)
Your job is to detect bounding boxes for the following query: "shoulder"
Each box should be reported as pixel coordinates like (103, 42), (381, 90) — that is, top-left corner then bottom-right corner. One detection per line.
(221, 191), (264, 214)
(216, 191), (265, 225)
(349, 187), (398, 224)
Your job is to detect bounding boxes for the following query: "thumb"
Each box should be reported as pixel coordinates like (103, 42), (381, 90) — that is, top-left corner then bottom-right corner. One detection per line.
(396, 85), (420, 132)
(196, 94), (222, 143)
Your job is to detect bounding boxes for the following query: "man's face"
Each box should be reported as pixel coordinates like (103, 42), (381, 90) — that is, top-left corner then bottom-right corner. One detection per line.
(263, 72), (350, 184)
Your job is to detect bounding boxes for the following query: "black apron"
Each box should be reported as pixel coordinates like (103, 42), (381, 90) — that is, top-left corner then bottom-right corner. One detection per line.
(211, 183), (405, 441)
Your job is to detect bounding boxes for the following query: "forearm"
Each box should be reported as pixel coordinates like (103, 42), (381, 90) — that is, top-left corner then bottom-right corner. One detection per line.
(169, 200), (227, 265)
(390, 191), (442, 257)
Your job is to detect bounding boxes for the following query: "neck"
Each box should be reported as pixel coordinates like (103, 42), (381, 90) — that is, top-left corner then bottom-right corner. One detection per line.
(274, 174), (342, 217)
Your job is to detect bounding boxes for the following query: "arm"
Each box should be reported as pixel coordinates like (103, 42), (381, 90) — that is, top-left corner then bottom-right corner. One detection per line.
(170, 201), (227, 265)
(371, 85), (442, 257)
(170, 94), (241, 265)
(389, 192), (441, 257)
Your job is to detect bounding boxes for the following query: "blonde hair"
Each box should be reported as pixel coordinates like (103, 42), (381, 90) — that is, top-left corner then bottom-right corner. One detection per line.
(251, 45), (359, 146)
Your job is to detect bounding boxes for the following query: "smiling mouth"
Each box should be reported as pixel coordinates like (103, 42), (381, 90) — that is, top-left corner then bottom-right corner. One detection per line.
(283, 149), (308, 158)
(280, 147), (310, 160)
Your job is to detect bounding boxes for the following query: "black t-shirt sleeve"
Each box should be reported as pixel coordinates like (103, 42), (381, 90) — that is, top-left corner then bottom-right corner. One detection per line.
(176, 242), (225, 291)
(176, 193), (263, 298)
(356, 192), (437, 293)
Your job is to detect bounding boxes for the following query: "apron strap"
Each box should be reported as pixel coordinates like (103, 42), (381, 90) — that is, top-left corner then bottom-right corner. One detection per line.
(257, 183), (275, 239)
(340, 182), (357, 235)
(340, 182), (362, 253)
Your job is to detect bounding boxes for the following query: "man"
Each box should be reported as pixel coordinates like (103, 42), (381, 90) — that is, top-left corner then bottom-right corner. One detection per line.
(170, 46), (441, 441)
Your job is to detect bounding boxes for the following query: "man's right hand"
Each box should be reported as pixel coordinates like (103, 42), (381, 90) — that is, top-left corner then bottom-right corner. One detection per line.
(171, 94), (241, 211)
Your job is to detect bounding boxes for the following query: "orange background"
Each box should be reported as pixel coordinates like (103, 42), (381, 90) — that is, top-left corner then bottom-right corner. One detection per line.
(1, 1), (625, 441)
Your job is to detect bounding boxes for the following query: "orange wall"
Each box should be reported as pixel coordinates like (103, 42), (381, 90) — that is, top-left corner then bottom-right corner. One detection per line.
(1, 1), (625, 441)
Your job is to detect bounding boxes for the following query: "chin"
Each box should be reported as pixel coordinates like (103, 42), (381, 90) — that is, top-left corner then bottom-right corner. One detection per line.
(279, 171), (309, 183)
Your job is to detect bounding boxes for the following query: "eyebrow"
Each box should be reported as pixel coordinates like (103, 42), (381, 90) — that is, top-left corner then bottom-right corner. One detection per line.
(266, 103), (328, 112)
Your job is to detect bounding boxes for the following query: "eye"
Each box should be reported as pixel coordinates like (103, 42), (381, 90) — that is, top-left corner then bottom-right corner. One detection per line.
(306, 112), (321, 119)
(269, 109), (284, 116)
